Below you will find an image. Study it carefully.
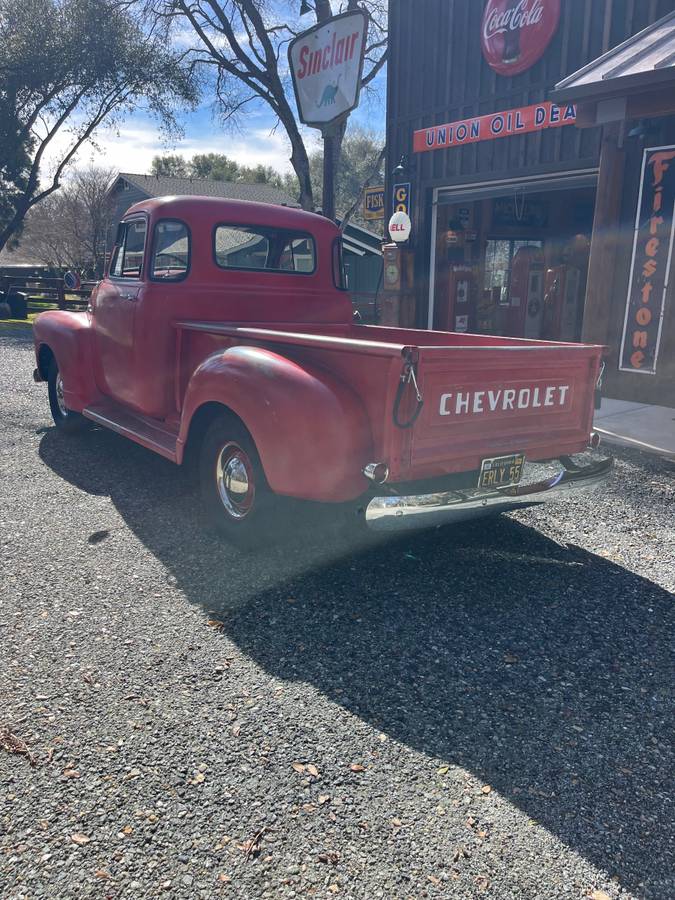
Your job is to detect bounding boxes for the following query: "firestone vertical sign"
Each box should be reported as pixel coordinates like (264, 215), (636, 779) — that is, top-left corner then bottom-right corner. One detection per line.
(481, 0), (561, 77)
(289, 10), (368, 130)
(619, 146), (675, 375)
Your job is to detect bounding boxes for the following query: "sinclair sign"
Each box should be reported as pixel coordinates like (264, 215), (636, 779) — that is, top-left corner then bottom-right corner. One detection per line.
(481, 0), (561, 76)
(289, 10), (368, 131)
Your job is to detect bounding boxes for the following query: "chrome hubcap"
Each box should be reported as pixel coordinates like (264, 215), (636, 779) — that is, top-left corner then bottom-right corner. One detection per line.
(55, 373), (68, 417)
(215, 442), (255, 519)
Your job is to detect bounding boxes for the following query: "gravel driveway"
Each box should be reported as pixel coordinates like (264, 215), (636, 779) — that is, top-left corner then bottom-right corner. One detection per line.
(1, 326), (673, 900)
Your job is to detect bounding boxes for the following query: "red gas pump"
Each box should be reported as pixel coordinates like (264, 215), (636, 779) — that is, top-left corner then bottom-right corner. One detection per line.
(507, 246), (545, 338)
(543, 264), (584, 341)
(436, 264), (475, 332)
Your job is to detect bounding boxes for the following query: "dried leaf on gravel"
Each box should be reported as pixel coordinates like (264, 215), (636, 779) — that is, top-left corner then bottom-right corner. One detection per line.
(481, 784), (492, 794)
(590, 892), (611, 900)
(62, 767), (80, 779)
(95, 870), (110, 879)
(391, 818), (403, 828)
(206, 619), (225, 630)
(475, 874), (490, 892)
(318, 794), (331, 805)
(0, 725), (37, 767)
(350, 763), (366, 772)
(437, 765), (449, 775)
(70, 833), (91, 845)
(190, 771), (206, 785)
(427, 874), (441, 886)
(291, 762), (306, 774)
(306, 764), (319, 777)
(218, 873), (232, 883)
(239, 825), (268, 860)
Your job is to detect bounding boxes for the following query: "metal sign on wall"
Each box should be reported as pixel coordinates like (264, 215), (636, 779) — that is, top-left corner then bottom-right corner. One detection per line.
(413, 101), (576, 153)
(288, 10), (368, 131)
(619, 146), (675, 375)
(364, 186), (385, 221)
(392, 182), (411, 215)
(481, 0), (561, 77)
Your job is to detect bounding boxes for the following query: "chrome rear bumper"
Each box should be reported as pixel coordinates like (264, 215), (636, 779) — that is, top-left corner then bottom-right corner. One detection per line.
(365, 453), (613, 531)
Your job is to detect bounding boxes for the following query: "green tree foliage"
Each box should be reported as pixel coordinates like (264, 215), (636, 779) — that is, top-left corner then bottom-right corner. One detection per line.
(0, 0), (196, 254)
(150, 153), (288, 188)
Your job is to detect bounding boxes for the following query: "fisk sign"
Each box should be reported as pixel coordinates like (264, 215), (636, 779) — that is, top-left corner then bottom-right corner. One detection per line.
(289, 10), (368, 130)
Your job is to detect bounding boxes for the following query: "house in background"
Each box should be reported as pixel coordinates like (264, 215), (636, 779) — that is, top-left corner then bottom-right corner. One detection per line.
(106, 173), (383, 320)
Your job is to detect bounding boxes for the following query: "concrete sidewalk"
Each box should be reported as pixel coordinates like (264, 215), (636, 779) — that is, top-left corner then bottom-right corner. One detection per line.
(594, 398), (675, 460)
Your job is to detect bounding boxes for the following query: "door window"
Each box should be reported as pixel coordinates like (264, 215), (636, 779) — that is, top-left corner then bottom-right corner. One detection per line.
(110, 219), (147, 279)
(150, 220), (190, 280)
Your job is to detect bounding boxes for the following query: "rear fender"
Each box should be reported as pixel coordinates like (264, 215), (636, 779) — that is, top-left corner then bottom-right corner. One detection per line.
(33, 310), (100, 412)
(178, 345), (373, 502)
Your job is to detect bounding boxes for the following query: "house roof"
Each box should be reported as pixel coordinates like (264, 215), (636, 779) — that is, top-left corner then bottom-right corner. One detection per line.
(115, 172), (299, 208)
(552, 11), (675, 103)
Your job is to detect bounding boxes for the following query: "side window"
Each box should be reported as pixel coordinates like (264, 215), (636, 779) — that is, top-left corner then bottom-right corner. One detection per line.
(110, 219), (147, 279)
(151, 220), (190, 280)
(110, 223), (125, 277)
(214, 225), (316, 274)
(122, 220), (146, 278)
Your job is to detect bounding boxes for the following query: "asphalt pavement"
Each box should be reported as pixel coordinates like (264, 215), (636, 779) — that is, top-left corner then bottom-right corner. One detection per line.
(1, 326), (673, 900)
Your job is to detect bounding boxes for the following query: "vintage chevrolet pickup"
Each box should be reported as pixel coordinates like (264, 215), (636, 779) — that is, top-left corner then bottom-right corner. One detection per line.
(32, 196), (611, 541)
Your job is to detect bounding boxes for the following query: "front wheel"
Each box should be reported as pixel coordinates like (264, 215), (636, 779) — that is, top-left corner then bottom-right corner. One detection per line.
(199, 415), (276, 547)
(47, 359), (88, 434)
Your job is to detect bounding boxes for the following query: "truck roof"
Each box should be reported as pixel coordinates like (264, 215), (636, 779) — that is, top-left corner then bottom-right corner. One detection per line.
(122, 195), (338, 236)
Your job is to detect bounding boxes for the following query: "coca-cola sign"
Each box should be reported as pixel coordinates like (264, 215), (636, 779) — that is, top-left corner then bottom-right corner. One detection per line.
(481, 0), (560, 76)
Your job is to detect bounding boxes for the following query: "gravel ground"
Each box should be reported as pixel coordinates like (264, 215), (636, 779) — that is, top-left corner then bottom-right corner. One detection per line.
(1, 325), (673, 900)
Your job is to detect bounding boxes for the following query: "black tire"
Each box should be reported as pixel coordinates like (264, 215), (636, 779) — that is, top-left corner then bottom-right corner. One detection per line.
(199, 414), (276, 547)
(47, 358), (88, 434)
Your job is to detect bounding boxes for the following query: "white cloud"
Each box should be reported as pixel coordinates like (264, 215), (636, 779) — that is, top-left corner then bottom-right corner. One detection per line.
(41, 119), (298, 180)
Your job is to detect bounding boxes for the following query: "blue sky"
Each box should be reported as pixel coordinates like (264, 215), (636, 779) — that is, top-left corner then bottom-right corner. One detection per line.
(46, 6), (387, 178)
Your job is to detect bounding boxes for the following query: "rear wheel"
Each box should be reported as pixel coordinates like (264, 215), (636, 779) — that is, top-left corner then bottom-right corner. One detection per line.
(47, 358), (88, 434)
(199, 414), (276, 547)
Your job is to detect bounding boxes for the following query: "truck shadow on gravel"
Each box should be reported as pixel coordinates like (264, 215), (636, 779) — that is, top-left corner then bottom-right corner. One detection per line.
(39, 426), (673, 898)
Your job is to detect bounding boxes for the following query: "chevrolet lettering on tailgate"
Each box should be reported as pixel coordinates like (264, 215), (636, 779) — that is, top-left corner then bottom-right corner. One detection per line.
(439, 385), (570, 416)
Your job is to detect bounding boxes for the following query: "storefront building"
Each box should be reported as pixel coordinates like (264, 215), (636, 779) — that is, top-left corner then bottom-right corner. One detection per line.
(385, 0), (675, 406)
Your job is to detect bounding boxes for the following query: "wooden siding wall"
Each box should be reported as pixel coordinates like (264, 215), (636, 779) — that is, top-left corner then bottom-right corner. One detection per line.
(386, 0), (675, 323)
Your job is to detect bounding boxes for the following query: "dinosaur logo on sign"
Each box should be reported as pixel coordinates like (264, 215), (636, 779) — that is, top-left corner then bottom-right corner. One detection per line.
(318, 75), (341, 107)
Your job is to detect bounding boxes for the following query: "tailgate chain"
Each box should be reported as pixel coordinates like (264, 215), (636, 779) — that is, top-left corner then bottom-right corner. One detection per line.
(393, 360), (424, 429)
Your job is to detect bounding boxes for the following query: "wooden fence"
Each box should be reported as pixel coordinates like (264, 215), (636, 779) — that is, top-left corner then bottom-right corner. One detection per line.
(0, 276), (95, 319)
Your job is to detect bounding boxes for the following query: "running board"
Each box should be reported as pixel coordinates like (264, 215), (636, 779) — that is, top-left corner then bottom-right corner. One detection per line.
(83, 401), (179, 462)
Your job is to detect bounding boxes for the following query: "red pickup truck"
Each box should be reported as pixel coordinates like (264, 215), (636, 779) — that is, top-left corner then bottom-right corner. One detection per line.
(33, 196), (611, 542)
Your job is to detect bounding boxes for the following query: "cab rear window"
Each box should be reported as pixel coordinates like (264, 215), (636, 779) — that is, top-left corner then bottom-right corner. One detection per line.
(213, 225), (315, 274)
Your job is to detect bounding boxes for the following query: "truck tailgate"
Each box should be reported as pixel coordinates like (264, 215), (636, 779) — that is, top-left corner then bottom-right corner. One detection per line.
(402, 343), (602, 478)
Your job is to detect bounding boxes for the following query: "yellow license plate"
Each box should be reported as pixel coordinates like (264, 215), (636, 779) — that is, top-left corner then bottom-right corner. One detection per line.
(478, 453), (525, 489)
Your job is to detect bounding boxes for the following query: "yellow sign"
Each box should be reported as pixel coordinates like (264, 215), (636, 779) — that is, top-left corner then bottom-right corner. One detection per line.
(364, 186), (385, 221)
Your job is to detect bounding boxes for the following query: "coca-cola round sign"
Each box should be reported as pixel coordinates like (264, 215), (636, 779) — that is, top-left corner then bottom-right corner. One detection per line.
(481, 0), (560, 77)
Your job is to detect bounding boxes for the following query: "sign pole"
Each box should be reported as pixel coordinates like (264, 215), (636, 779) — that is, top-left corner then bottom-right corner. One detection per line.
(322, 127), (336, 221)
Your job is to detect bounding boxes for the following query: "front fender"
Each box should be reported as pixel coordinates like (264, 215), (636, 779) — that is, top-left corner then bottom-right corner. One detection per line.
(33, 310), (100, 412)
(178, 345), (373, 502)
